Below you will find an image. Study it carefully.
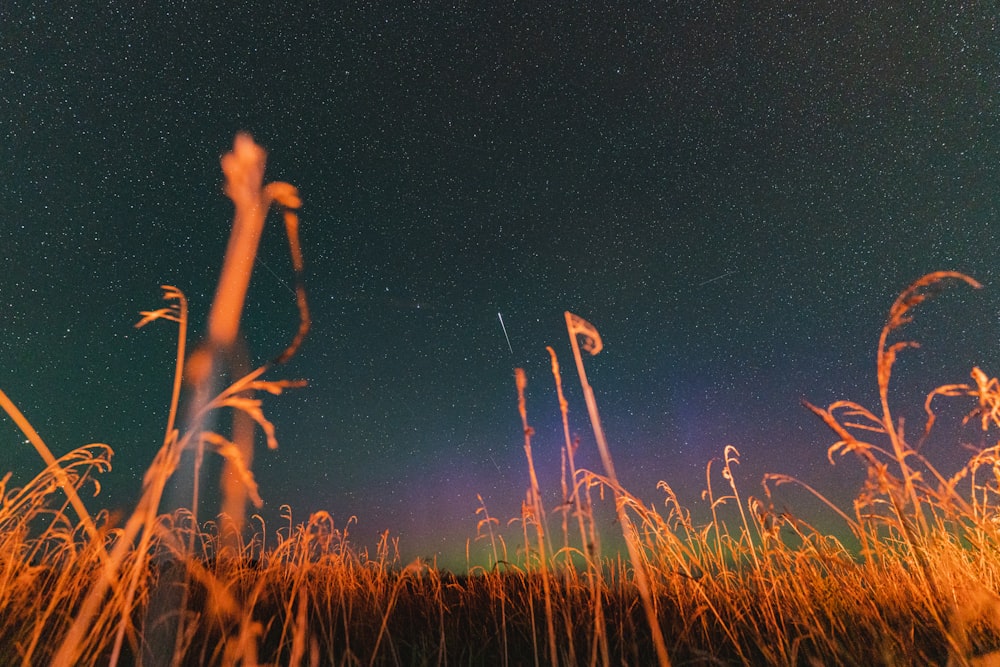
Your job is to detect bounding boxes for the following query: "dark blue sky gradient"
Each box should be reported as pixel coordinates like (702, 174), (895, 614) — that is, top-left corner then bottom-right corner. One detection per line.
(2, 3), (999, 569)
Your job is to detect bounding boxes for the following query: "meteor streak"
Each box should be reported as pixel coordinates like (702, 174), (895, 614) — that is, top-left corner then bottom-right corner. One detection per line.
(697, 270), (736, 286)
(497, 311), (513, 354)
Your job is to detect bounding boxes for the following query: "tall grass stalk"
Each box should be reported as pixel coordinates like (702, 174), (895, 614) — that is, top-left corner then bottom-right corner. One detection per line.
(564, 311), (672, 667)
(547, 345), (608, 667)
(514, 368), (560, 667)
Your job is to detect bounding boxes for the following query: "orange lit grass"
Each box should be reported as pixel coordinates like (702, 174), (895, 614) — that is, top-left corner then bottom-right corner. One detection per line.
(3, 138), (1000, 667)
(5, 134), (310, 666)
(189, 132), (310, 545)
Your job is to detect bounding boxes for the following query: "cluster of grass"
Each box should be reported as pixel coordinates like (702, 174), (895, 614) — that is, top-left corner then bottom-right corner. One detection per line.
(3, 271), (1000, 666)
(5, 136), (1000, 664)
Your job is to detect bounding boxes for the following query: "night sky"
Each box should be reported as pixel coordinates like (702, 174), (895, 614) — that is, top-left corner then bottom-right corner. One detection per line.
(3, 3), (999, 571)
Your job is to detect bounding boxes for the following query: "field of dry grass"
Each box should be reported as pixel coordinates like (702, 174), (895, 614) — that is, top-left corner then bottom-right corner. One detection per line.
(3, 271), (1000, 666)
(4, 137), (1000, 665)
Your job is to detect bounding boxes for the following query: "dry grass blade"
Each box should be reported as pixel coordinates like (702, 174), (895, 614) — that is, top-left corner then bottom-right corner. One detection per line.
(0, 390), (107, 552)
(200, 432), (264, 508)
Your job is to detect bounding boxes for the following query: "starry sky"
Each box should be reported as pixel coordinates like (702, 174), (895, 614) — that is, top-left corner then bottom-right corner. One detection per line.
(2, 3), (999, 570)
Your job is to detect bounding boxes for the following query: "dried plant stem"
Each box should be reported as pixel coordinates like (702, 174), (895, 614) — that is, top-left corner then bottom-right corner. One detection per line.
(877, 271), (980, 532)
(547, 345), (608, 667)
(565, 311), (672, 667)
(515, 368), (560, 667)
(0, 391), (104, 549)
(188, 133), (307, 545)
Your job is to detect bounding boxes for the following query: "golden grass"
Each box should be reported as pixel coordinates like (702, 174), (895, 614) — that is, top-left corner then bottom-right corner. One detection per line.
(4, 136), (1000, 665)
(3, 273), (997, 667)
